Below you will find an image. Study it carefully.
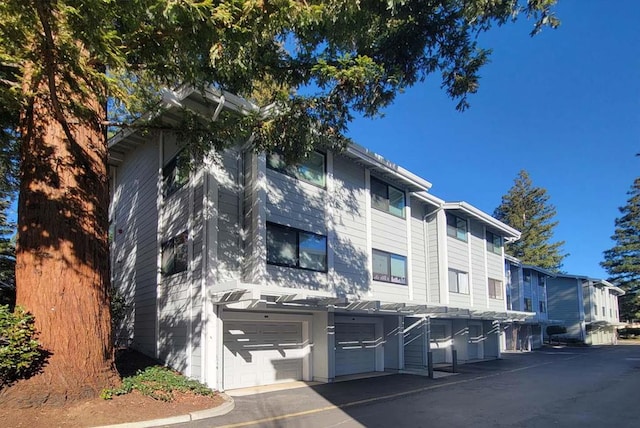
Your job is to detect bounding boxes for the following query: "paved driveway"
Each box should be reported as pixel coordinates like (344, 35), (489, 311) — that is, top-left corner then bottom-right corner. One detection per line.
(171, 344), (640, 428)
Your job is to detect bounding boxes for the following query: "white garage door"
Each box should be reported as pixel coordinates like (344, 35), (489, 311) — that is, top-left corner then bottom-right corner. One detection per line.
(430, 324), (449, 364)
(468, 324), (482, 360)
(335, 323), (376, 376)
(404, 318), (425, 368)
(224, 320), (304, 390)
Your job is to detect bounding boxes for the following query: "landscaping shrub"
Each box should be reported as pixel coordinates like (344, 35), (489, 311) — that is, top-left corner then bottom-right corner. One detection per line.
(101, 365), (215, 401)
(618, 328), (640, 338)
(0, 305), (44, 387)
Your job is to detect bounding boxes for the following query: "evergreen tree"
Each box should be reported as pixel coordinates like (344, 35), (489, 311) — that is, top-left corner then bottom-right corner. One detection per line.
(494, 170), (566, 270)
(601, 177), (640, 321)
(0, 0), (560, 403)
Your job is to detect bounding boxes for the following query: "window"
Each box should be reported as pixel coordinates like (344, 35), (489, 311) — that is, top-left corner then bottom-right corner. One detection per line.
(594, 305), (598, 315)
(488, 278), (504, 300)
(267, 151), (326, 187)
(163, 151), (189, 197)
(161, 232), (188, 276)
(372, 250), (407, 284)
(446, 213), (468, 242)
(448, 269), (469, 294)
(539, 274), (546, 287)
(602, 306), (606, 317)
(539, 301), (546, 313)
(523, 271), (531, 284)
(486, 231), (502, 254)
(266, 222), (327, 272)
(370, 177), (405, 217)
(524, 297), (532, 312)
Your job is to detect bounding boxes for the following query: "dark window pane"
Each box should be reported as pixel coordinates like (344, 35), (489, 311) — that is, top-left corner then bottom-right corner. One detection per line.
(372, 250), (390, 282)
(388, 187), (405, 217)
(370, 177), (388, 211)
(266, 225), (297, 267)
(299, 232), (327, 271)
(297, 152), (325, 187)
(390, 254), (407, 284)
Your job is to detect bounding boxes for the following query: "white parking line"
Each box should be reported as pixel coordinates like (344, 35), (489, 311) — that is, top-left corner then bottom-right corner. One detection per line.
(216, 355), (582, 428)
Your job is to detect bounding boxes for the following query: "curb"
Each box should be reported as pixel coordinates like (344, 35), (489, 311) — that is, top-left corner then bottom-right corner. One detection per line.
(96, 393), (235, 428)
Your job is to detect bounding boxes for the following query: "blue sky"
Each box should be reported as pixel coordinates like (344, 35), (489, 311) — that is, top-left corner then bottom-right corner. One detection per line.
(346, 1), (640, 279)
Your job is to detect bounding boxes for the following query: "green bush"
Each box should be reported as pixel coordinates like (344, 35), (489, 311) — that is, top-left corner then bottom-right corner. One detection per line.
(101, 365), (215, 401)
(618, 328), (640, 338)
(0, 305), (44, 386)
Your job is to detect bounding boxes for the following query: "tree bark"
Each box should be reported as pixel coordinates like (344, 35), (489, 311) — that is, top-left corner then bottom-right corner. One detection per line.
(1, 54), (117, 405)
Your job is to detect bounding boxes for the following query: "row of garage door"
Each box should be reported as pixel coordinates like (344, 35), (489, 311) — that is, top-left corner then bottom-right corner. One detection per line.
(223, 317), (378, 390)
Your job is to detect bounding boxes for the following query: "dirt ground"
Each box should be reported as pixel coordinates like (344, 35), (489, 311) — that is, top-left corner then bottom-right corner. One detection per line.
(0, 349), (226, 428)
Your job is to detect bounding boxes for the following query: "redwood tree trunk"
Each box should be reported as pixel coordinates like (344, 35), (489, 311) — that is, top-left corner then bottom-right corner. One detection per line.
(1, 58), (117, 405)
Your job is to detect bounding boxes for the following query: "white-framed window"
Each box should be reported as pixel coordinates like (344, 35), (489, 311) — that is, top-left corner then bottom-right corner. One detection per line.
(524, 297), (532, 312)
(267, 151), (326, 188)
(486, 231), (502, 254)
(266, 222), (327, 272)
(161, 231), (188, 276)
(372, 249), (407, 285)
(446, 213), (468, 242)
(540, 301), (547, 313)
(163, 151), (189, 197)
(448, 269), (469, 294)
(488, 278), (504, 300)
(370, 176), (405, 218)
(539, 274), (546, 287)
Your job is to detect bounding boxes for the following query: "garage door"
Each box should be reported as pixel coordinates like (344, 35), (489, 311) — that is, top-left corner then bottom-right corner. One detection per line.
(224, 321), (304, 390)
(468, 324), (482, 360)
(335, 323), (376, 376)
(430, 324), (449, 364)
(404, 318), (425, 368)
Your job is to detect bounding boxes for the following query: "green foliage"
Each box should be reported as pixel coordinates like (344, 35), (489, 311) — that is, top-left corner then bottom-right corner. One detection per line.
(0, 305), (44, 386)
(617, 327), (640, 339)
(601, 177), (640, 321)
(100, 365), (215, 402)
(0, 0), (560, 164)
(494, 170), (567, 271)
(108, 285), (130, 337)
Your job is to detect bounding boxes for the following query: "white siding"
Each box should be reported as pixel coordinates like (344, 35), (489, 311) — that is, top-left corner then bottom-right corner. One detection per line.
(370, 182), (409, 302)
(215, 149), (243, 281)
(410, 201), (427, 302)
(264, 164), (328, 290)
(447, 233), (471, 307)
(470, 222), (487, 308)
(111, 137), (159, 356)
(427, 217), (440, 303)
(331, 156), (369, 298)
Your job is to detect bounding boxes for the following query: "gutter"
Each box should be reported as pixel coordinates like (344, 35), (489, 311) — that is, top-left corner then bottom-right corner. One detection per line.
(443, 201), (521, 240)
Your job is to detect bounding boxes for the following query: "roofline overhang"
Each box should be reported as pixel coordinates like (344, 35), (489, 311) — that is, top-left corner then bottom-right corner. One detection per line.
(521, 264), (557, 278)
(345, 143), (433, 192)
(443, 201), (521, 240)
(412, 191), (445, 208)
(108, 86), (260, 164)
(586, 278), (625, 295)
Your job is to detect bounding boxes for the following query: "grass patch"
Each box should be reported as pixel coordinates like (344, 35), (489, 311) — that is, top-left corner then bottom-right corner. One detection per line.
(101, 365), (215, 401)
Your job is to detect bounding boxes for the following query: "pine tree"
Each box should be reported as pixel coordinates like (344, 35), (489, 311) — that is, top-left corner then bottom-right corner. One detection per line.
(494, 170), (566, 271)
(601, 177), (640, 321)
